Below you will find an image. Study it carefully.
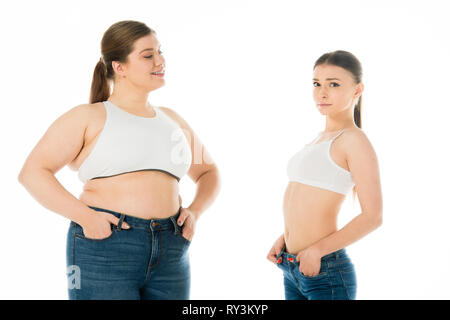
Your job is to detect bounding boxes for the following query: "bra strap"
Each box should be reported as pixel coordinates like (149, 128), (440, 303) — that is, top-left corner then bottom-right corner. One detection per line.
(331, 129), (346, 141)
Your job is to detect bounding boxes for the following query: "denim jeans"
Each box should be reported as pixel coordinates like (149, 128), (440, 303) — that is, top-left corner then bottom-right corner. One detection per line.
(276, 245), (357, 300)
(66, 205), (191, 300)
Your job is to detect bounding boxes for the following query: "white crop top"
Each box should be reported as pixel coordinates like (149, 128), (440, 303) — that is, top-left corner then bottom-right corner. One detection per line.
(78, 100), (192, 183)
(286, 129), (354, 195)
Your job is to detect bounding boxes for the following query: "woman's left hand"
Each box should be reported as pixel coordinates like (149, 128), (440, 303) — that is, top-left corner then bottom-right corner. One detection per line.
(296, 246), (322, 277)
(177, 207), (197, 242)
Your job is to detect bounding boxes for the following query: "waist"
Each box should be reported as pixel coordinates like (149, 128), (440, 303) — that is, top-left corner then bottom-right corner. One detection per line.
(277, 244), (348, 264)
(87, 205), (182, 229)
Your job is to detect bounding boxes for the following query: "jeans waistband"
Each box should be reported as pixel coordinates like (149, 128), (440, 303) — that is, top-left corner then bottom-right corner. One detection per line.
(87, 205), (182, 231)
(276, 245), (347, 263)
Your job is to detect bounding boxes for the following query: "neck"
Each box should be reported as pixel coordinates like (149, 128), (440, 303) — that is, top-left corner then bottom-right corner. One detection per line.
(324, 109), (357, 132)
(109, 80), (151, 112)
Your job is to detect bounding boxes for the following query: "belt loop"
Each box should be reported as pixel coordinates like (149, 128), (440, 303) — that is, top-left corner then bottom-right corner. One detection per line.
(170, 206), (182, 235)
(170, 216), (178, 235)
(117, 214), (125, 231)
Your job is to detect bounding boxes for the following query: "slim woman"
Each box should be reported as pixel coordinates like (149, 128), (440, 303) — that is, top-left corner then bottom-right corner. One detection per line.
(267, 50), (382, 300)
(18, 20), (220, 300)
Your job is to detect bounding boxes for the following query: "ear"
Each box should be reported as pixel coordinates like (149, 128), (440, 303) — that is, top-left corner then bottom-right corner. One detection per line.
(111, 61), (126, 78)
(355, 82), (364, 99)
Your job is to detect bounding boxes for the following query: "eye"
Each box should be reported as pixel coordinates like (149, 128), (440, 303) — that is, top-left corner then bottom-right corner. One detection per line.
(330, 82), (340, 87)
(313, 82), (320, 87)
(144, 50), (163, 59)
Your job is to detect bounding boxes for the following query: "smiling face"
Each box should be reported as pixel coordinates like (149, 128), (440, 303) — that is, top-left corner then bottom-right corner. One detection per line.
(112, 33), (166, 92)
(312, 64), (363, 117)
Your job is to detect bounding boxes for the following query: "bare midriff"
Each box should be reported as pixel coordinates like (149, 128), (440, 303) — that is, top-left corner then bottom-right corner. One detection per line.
(78, 170), (182, 219)
(283, 181), (346, 255)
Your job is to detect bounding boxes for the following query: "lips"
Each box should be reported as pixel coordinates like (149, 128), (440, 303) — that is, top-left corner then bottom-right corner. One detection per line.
(318, 104), (332, 107)
(151, 69), (165, 76)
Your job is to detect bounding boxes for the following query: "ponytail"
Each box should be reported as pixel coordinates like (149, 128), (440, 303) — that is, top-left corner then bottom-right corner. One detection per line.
(89, 57), (110, 104)
(354, 95), (362, 129)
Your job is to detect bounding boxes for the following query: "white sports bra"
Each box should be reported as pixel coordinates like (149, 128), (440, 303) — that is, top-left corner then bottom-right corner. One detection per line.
(286, 129), (354, 195)
(78, 100), (192, 183)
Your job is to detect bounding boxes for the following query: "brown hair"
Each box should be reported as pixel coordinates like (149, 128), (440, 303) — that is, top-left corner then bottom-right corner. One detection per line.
(89, 20), (154, 104)
(314, 50), (363, 201)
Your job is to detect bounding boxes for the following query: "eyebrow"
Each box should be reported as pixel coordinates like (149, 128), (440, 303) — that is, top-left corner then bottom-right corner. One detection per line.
(139, 48), (153, 53)
(313, 78), (341, 81)
(139, 45), (161, 54)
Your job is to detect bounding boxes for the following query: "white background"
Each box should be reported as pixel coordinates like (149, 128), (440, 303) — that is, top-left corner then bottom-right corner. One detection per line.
(2, 0), (449, 299)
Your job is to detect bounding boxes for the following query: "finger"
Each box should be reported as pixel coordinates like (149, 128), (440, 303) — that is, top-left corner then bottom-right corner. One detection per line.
(183, 229), (192, 240)
(178, 210), (185, 226)
(267, 255), (277, 263)
(104, 213), (130, 229)
(103, 213), (119, 226)
(268, 250), (281, 264)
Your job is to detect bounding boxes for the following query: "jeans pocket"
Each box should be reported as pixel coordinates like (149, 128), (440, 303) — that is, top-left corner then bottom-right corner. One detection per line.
(176, 225), (192, 245)
(295, 263), (328, 280)
(74, 222), (117, 242)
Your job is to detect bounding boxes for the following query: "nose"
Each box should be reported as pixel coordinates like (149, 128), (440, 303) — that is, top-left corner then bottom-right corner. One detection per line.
(154, 52), (165, 67)
(318, 86), (328, 99)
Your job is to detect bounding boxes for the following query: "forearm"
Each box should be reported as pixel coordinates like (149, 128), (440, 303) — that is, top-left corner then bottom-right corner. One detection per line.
(311, 212), (382, 258)
(18, 168), (92, 226)
(187, 168), (220, 220)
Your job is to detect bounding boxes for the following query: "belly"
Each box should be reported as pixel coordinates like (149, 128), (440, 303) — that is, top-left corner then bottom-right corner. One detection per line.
(79, 170), (181, 219)
(283, 182), (345, 255)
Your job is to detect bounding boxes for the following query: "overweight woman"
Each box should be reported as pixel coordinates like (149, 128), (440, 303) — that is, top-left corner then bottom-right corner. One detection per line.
(18, 20), (220, 300)
(267, 50), (383, 300)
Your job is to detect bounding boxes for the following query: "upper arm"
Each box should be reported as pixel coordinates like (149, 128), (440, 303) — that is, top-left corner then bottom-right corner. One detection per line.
(159, 107), (218, 183)
(19, 104), (89, 176)
(345, 130), (383, 220)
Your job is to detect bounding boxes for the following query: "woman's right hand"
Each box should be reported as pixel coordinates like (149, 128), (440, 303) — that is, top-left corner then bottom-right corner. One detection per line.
(267, 234), (285, 264)
(80, 210), (130, 240)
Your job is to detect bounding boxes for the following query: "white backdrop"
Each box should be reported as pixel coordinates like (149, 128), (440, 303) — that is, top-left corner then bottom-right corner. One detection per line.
(2, 0), (449, 299)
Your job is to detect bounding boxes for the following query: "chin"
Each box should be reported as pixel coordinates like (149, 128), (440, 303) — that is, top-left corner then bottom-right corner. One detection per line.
(148, 82), (165, 91)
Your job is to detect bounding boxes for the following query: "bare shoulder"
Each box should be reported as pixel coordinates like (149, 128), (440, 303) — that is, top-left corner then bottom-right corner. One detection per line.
(64, 102), (107, 129)
(343, 127), (369, 142)
(54, 102), (105, 141)
(61, 102), (101, 121)
(341, 127), (377, 156)
(158, 106), (189, 129)
(73, 102), (104, 117)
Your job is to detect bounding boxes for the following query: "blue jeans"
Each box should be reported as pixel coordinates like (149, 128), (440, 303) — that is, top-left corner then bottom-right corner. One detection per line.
(66, 205), (191, 300)
(276, 245), (357, 300)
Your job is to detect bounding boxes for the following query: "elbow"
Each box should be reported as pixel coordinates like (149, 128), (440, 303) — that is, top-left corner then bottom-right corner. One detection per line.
(208, 167), (222, 195)
(18, 166), (50, 185)
(18, 169), (28, 185)
(372, 212), (383, 229)
(363, 210), (382, 229)
(201, 166), (221, 195)
(214, 167), (221, 191)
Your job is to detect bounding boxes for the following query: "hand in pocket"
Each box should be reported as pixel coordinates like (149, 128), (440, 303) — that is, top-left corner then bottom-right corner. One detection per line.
(81, 210), (130, 240)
